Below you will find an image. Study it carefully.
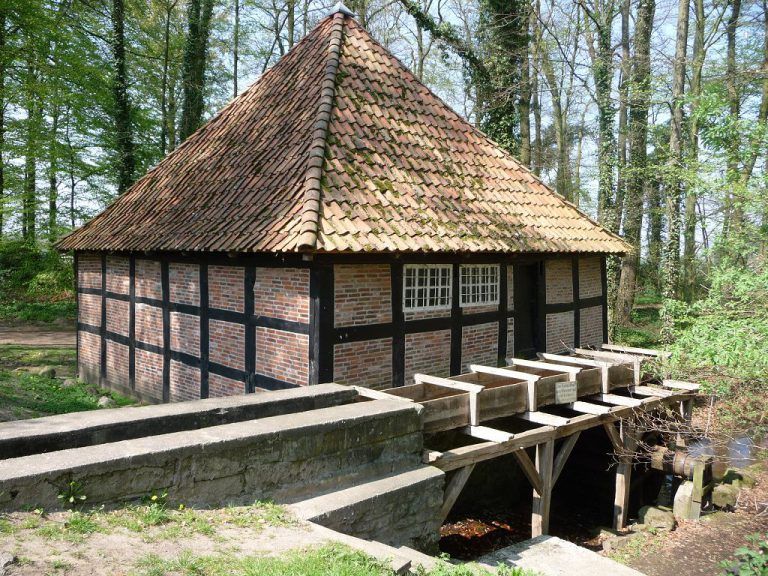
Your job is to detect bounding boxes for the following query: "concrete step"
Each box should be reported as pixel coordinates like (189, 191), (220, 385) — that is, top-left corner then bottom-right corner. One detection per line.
(290, 466), (444, 551)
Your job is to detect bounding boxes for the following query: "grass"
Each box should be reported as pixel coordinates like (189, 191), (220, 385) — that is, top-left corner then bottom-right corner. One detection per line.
(0, 344), (133, 421)
(0, 300), (76, 325)
(615, 305), (661, 349)
(605, 531), (664, 565)
(131, 543), (537, 576)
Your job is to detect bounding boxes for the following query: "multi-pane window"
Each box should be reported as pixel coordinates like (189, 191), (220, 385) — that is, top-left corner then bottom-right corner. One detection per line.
(403, 264), (452, 311)
(460, 264), (499, 307)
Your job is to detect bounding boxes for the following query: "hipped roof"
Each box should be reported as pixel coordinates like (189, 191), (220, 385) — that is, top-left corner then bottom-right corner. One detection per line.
(57, 10), (629, 255)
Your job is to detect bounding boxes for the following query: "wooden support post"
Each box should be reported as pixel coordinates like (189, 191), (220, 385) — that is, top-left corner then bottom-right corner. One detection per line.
(441, 464), (475, 522)
(552, 432), (580, 485)
(610, 420), (638, 530)
(690, 459), (705, 521)
(531, 439), (554, 537)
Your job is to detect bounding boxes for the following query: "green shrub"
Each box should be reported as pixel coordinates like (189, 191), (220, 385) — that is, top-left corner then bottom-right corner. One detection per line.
(720, 533), (768, 575)
(0, 238), (74, 303)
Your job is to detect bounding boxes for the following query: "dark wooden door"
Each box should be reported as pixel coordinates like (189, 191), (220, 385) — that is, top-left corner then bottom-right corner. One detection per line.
(513, 263), (541, 358)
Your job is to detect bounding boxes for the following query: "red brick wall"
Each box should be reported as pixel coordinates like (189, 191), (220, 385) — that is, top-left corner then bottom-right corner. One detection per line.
(78, 293), (101, 327)
(77, 254), (101, 289)
(546, 311), (574, 353)
(579, 257), (603, 299)
(461, 322), (499, 373)
(404, 330), (450, 384)
(170, 312), (200, 356)
(106, 256), (129, 294)
(507, 265), (514, 309)
(254, 267), (309, 322)
(170, 361), (200, 402)
(135, 303), (163, 347)
(545, 258), (573, 304)
(135, 259), (161, 300)
(78, 330), (101, 382)
(106, 298), (129, 336)
(334, 338), (392, 389)
(135, 348), (163, 401)
(506, 319), (515, 359)
(256, 328), (309, 386)
(106, 341), (130, 389)
(209, 372), (244, 397)
(334, 264), (391, 327)
(169, 263), (200, 305)
(209, 265), (244, 312)
(580, 305), (603, 347)
(209, 319), (244, 369)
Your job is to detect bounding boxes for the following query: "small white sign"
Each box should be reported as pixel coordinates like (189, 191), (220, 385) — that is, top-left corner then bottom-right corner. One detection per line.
(555, 380), (578, 404)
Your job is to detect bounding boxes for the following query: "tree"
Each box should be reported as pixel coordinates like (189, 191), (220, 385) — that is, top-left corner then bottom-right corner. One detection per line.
(616, 0), (655, 325)
(111, 0), (136, 194)
(180, 0), (216, 141)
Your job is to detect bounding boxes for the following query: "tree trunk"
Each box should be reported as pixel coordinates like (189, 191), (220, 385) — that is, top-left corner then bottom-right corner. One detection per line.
(48, 101), (59, 241)
(683, 0), (706, 301)
(540, 48), (571, 201)
(0, 11), (5, 237)
(23, 60), (40, 242)
(532, 69), (542, 176)
(616, 0), (655, 325)
(723, 0), (741, 236)
(161, 1), (175, 155)
(647, 177), (663, 290)
(180, 0), (215, 141)
(112, 0), (135, 194)
(615, 0), (630, 231)
(518, 1), (533, 168)
(661, 0), (689, 300)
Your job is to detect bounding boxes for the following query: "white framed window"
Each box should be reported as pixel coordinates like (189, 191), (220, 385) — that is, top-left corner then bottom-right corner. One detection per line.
(460, 264), (500, 307)
(403, 264), (452, 311)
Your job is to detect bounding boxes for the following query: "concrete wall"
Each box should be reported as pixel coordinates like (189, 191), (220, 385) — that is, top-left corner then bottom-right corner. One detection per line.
(0, 399), (426, 511)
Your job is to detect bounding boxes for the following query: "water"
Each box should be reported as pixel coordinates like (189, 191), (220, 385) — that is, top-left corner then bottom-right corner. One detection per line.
(688, 435), (767, 479)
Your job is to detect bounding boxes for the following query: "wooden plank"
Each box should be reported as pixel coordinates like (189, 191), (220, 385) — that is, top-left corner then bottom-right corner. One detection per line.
(554, 413), (604, 437)
(532, 439), (554, 537)
(440, 464), (475, 522)
(521, 411), (570, 426)
(575, 348), (642, 386)
(613, 422), (638, 530)
(353, 386), (414, 402)
(553, 432), (581, 485)
(663, 379), (700, 392)
(629, 385), (674, 398)
(469, 364), (540, 382)
(594, 393), (644, 407)
(568, 401), (611, 415)
(507, 358), (582, 377)
(513, 449), (543, 494)
(690, 459), (705, 521)
(464, 425), (515, 443)
(423, 449), (443, 464)
(469, 390), (480, 426)
(414, 373), (485, 393)
(601, 343), (671, 358)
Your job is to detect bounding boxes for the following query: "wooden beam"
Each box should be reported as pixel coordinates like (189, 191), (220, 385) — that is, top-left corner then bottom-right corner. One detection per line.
(553, 432), (581, 485)
(428, 426), (556, 471)
(512, 449), (543, 494)
(464, 425), (514, 443)
(532, 439), (554, 537)
(612, 421), (638, 530)
(440, 464), (475, 522)
(594, 393), (644, 407)
(353, 386), (414, 402)
(662, 379), (700, 392)
(469, 364), (540, 382)
(538, 352), (610, 368)
(507, 357), (582, 377)
(568, 401), (611, 415)
(414, 373), (484, 393)
(575, 348), (642, 386)
(603, 422), (623, 452)
(601, 343), (671, 358)
(629, 385), (675, 398)
(521, 411), (570, 426)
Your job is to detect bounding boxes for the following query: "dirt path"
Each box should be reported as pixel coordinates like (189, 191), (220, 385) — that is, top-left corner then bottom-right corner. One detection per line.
(0, 325), (75, 347)
(627, 463), (768, 576)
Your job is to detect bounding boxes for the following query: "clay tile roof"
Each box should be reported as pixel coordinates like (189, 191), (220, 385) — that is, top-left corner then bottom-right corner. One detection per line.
(57, 10), (629, 255)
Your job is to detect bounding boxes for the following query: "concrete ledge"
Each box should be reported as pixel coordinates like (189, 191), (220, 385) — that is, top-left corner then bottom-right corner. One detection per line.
(0, 399), (425, 511)
(0, 384), (357, 458)
(478, 535), (647, 576)
(291, 466), (444, 550)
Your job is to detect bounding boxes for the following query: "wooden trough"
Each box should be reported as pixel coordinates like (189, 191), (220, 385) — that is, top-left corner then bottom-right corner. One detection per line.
(365, 344), (698, 540)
